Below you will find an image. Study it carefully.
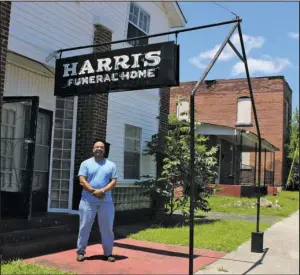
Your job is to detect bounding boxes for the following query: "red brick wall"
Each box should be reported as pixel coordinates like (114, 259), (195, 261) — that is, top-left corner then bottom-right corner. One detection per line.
(0, 1), (11, 121)
(170, 77), (292, 185)
(72, 24), (112, 209)
(157, 87), (170, 177)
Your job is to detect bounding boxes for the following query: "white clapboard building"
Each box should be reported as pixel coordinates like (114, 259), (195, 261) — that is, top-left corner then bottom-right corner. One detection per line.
(1, 2), (186, 219)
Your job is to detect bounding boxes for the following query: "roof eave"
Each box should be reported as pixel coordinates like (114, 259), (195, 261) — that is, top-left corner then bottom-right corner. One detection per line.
(164, 2), (187, 28)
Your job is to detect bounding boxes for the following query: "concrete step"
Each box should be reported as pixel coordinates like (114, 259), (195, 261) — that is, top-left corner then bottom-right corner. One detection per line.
(1, 224), (72, 244)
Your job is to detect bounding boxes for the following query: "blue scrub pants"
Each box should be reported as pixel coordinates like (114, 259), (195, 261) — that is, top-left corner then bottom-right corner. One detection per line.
(77, 199), (115, 256)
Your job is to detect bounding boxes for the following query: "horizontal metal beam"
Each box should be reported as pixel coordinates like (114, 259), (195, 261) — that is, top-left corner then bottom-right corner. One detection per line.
(56, 18), (241, 55)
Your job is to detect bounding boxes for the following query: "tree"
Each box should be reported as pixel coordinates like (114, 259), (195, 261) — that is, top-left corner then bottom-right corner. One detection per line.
(286, 108), (299, 190)
(136, 112), (218, 218)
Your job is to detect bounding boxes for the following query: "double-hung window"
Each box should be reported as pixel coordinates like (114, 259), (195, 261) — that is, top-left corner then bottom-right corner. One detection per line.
(124, 124), (141, 179)
(127, 3), (150, 46)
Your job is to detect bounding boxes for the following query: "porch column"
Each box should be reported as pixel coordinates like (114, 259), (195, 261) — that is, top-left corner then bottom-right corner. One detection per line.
(272, 152), (276, 187)
(254, 143), (257, 187)
(263, 148), (267, 186)
(239, 131), (243, 185)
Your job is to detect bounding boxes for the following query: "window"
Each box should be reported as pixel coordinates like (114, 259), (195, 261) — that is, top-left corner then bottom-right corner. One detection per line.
(285, 99), (290, 129)
(33, 111), (51, 191)
(22, 107), (52, 192)
(241, 152), (251, 169)
(236, 97), (252, 126)
(50, 97), (74, 209)
(176, 100), (189, 121)
(124, 124), (141, 179)
(1, 108), (16, 191)
(127, 3), (150, 46)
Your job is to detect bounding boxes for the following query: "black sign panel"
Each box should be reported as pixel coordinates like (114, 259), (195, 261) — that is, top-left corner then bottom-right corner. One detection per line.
(54, 41), (179, 97)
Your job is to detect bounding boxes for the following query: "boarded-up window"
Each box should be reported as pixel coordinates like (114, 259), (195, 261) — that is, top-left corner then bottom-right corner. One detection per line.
(237, 97), (251, 126)
(176, 100), (189, 121)
(242, 152), (251, 167)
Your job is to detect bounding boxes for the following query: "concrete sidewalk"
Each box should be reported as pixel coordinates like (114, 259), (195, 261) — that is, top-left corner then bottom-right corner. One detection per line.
(196, 211), (299, 274)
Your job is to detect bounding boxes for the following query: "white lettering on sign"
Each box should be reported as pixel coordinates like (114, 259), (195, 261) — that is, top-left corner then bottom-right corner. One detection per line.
(114, 55), (131, 70)
(62, 50), (162, 87)
(66, 68), (157, 87)
(144, 51), (161, 67)
(63, 62), (78, 77)
(96, 58), (112, 72)
(78, 60), (94, 75)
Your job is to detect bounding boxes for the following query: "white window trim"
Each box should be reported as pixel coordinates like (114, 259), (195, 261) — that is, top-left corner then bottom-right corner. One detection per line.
(125, 2), (151, 47)
(128, 2), (151, 34)
(236, 97), (252, 126)
(1, 108), (16, 191)
(176, 100), (189, 121)
(68, 96), (78, 210)
(47, 97), (77, 213)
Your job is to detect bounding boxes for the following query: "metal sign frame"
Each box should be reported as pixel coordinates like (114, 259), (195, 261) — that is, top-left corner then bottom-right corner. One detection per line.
(53, 17), (263, 275)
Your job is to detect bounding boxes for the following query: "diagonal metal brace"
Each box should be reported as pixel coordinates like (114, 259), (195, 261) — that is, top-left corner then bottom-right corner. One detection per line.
(228, 39), (245, 63)
(191, 22), (239, 96)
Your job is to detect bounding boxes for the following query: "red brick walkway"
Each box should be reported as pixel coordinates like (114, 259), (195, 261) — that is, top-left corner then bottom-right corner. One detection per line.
(24, 238), (225, 274)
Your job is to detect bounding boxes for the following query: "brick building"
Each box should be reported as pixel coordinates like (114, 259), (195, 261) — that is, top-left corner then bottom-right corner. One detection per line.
(170, 76), (292, 188)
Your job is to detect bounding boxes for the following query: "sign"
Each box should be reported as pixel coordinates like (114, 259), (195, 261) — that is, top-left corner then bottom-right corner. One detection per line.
(54, 41), (179, 97)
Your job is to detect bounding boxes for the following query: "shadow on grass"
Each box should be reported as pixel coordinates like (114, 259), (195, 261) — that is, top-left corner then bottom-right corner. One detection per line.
(113, 242), (200, 259)
(114, 212), (220, 239)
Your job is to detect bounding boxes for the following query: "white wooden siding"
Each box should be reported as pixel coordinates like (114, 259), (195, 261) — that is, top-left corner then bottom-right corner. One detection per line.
(4, 62), (55, 111)
(8, 2), (170, 65)
(106, 90), (159, 181)
(7, 2), (172, 185)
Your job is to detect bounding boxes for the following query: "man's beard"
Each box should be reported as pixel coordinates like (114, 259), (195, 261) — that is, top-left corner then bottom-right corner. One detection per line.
(94, 150), (104, 157)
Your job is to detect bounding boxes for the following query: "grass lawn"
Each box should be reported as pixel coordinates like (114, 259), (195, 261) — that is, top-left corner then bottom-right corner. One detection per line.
(1, 260), (75, 275)
(205, 190), (299, 217)
(128, 220), (270, 252)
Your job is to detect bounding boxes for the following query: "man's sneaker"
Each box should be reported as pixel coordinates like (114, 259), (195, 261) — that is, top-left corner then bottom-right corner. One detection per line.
(76, 254), (85, 262)
(104, 255), (115, 262)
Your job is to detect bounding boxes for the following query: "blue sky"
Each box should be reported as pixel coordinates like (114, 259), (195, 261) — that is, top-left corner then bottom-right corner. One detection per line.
(174, 2), (299, 110)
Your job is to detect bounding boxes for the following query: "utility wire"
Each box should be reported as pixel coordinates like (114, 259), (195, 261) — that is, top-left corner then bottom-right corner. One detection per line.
(212, 2), (239, 18)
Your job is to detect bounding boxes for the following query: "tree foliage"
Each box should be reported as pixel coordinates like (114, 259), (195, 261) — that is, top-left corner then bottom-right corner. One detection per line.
(136, 112), (218, 217)
(286, 108), (299, 190)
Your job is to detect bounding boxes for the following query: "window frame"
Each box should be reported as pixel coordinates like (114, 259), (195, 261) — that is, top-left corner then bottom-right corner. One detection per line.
(123, 124), (142, 180)
(236, 96), (252, 126)
(176, 100), (190, 121)
(1, 108), (16, 190)
(126, 2), (151, 47)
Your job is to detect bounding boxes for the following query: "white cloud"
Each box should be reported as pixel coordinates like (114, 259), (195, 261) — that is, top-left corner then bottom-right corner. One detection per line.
(188, 56), (207, 69)
(288, 32), (299, 39)
(188, 33), (265, 68)
(232, 56), (292, 76)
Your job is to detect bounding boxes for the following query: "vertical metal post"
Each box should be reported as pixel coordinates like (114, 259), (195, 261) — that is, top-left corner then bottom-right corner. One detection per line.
(254, 143), (257, 187)
(239, 132), (243, 185)
(272, 152), (276, 187)
(26, 97), (39, 220)
(189, 94), (195, 275)
(237, 22), (263, 252)
(264, 149), (267, 186)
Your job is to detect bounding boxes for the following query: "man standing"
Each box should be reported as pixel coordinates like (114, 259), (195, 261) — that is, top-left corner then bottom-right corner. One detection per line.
(76, 140), (118, 262)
